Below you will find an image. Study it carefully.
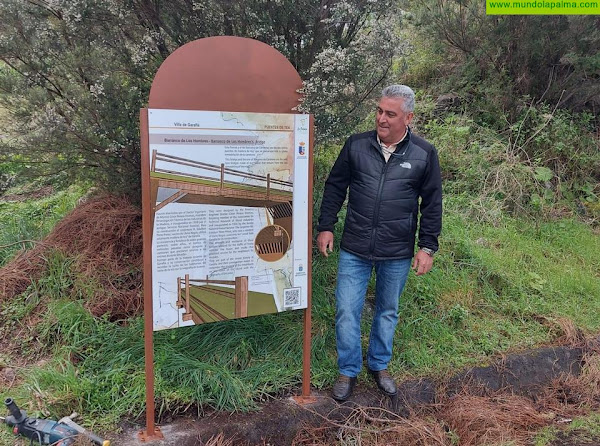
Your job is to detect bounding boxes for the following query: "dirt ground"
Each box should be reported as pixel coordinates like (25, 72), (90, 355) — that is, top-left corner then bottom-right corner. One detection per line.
(109, 342), (600, 446)
(550, 432), (600, 446)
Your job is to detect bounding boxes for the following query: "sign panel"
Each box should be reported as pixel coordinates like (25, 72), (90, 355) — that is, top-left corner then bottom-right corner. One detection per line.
(147, 109), (309, 330)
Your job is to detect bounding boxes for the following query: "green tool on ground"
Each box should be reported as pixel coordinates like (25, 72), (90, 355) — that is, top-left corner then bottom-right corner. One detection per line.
(1, 398), (110, 446)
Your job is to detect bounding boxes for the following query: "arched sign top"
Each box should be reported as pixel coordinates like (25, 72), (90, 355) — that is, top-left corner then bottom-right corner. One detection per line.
(148, 36), (303, 114)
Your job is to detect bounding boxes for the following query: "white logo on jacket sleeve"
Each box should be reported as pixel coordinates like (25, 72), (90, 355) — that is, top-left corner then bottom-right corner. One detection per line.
(400, 162), (412, 169)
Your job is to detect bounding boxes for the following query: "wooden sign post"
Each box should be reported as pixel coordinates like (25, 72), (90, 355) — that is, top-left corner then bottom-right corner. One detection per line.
(139, 36), (315, 441)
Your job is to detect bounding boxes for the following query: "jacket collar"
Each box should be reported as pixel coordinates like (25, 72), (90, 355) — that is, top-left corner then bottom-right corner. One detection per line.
(369, 127), (413, 156)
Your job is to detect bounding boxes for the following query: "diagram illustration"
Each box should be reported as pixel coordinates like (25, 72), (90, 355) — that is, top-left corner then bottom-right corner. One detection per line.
(176, 274), (278, 323)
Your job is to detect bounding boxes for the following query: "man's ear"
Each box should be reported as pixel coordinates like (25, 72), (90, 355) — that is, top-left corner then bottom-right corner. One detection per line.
(405, 112), (414, 126)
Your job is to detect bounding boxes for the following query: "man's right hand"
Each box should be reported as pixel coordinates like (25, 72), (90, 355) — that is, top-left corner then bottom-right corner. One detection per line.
(317, 231), (334, 257)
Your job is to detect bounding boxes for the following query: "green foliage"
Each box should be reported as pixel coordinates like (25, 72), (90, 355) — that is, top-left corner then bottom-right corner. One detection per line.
(22, 250), (83, 303)
(419, 103), (599, 220)
(398, 24), (447, 90)
(389, 214), (600, 376)
(411, 1), (600, 117)
(0, 0), (405, 199)
(566, 412), (600, 438)
(2, 260), (322, 422)
(301, 1), (407, 140)
(1, 185), (600, 435)
(509, 105), (599, 190)
(0, 185), (85, 266)
(1, 2), (600, 439)
(534, 412), (600, 445)
(311, 136), (600, 378)
(401, 2), (600, 221)
(2, 307), (310, 423)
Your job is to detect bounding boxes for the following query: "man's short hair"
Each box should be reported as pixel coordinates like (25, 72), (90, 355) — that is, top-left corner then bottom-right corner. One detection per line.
(381, 85), (415, 113)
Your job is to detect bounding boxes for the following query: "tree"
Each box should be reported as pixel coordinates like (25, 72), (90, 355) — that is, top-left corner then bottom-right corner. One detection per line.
(0, 0), (405, 200)
(411, 0), (600, 118)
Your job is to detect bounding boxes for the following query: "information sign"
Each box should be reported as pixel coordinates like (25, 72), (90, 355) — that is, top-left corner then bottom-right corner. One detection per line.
(147, 109), (310, 330)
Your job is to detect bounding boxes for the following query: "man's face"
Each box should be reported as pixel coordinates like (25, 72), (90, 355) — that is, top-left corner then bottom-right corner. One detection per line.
(375, 97), (414, 145)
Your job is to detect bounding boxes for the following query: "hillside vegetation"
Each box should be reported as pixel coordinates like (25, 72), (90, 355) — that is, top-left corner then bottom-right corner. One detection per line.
(0, 1), (599, 445)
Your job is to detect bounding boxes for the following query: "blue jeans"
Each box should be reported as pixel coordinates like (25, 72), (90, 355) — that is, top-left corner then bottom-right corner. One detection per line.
(335, 249), (411, 377)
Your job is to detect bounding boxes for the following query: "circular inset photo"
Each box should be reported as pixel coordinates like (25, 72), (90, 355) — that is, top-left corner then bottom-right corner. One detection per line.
(254, 224), (291, 262)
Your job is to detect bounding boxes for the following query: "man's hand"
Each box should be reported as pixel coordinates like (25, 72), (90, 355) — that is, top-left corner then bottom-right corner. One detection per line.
(412, 249), (434, 276)
(317, 231), (334, 257)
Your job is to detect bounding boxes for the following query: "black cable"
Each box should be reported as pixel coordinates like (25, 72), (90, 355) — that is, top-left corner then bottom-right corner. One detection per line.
(30, 430), (42, 446)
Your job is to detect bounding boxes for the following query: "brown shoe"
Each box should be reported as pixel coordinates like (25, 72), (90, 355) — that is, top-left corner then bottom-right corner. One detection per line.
(368, 369), (397, 396)
(331, 375), (357, 401)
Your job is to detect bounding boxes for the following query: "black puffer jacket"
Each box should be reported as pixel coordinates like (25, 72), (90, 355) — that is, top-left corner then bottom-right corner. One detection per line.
(317, 129), (442, 260)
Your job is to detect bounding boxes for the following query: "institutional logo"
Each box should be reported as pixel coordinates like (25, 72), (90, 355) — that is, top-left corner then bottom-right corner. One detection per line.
(297, 116), (309, 132)
(298, 141), (306, 156)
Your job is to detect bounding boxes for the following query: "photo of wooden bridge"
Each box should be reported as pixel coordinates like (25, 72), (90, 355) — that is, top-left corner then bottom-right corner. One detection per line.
(149, 150), (293, 239)
(176, 274), (277, 324)
(151, 149), (292, 208)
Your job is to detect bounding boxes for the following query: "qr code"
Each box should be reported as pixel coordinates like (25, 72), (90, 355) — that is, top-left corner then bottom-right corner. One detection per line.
(284, 287), (301, 307)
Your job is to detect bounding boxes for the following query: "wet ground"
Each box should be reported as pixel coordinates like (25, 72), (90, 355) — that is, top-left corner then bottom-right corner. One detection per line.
(111, 343), (599, 445)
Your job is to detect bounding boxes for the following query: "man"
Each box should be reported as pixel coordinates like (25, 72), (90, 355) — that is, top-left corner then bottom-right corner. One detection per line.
(316, 84), (442, 401)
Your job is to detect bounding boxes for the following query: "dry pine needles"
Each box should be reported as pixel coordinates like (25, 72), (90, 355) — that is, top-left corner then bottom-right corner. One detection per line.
(0, 195), (143, 319)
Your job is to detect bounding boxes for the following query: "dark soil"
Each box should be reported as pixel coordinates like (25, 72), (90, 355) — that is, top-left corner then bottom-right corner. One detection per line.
(112, 341), (600, 446)
(447, 345), (584, 397)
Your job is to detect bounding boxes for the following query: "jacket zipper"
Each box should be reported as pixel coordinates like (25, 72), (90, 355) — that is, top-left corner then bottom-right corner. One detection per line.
(369, 159), (389, 257)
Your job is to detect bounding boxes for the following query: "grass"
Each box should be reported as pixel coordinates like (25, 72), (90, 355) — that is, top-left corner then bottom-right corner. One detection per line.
(1, 297), (309, 430)
(311, 198), (600, 380)
(534, 412), (600, 445)
(391, 211), (600, 377)
(0, 185), (86, 266)
(1, 177), (599, 443)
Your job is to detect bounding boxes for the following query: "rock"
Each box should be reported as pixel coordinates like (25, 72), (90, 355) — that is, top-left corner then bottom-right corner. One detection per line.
(2, 367), (16, 382)
(435, 93), (461, 115)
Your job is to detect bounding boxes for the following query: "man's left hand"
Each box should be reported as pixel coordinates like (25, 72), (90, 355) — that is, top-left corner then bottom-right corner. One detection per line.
(412, 250), (434, 276)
